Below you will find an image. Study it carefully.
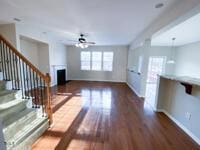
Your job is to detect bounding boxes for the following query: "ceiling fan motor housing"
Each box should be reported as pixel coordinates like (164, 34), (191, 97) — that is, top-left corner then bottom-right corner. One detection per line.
(79, 37), (86, 43)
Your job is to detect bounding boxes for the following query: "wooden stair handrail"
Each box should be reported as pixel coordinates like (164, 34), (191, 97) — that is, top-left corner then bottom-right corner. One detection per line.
(0, 34), (52, 125)
(0, 34), (48, 82)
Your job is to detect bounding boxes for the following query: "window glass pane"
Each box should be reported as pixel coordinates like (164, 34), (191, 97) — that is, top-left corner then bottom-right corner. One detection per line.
(103, 52), (113, 61)
(103, 52), (113, 71)
(81, 61), (90, 70)
(81, 51), (90, 61)
(92, 52), (102, 70)
(103, 61), (112, 71)
(81, 51), (91, 70)
(92, 61), (102, 70)
(92, 52), (102, 61)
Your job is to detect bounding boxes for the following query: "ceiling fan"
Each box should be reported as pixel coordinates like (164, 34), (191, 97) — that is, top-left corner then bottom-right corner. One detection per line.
(74, 34), (96, 49)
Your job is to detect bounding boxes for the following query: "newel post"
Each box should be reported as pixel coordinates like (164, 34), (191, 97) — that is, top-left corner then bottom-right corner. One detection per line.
(46, 73), (53, 125)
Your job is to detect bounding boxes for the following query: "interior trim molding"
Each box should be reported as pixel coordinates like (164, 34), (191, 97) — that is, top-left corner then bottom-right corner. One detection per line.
(69, 79), (126, 83)
(156, 109), (200, 145)
(126, 82), (144, 98)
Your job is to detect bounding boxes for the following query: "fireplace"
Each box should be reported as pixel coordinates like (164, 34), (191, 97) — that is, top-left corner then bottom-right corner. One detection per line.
(57, 69), (66, 85)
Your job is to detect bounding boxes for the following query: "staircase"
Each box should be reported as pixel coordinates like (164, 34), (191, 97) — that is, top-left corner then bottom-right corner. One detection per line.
(0, 35), (53, 149)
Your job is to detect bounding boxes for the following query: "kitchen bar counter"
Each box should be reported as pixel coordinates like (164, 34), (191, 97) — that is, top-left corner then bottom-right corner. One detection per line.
(155, 75), (200, 144)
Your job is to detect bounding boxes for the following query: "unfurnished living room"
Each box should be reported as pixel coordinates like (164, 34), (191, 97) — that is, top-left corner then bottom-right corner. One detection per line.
(0, 0), (200, 150)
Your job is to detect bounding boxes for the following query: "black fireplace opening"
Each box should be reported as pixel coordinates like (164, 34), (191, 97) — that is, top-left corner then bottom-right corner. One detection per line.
(57, 69), (66, 85)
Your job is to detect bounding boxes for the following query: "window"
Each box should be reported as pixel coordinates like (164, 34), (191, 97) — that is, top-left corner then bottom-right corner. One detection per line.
(80, 51), (114, 71)
(138, 56), (143, 73)
(103, 52), (113, 71)
(81, 51), (91, 70)
(92, 52), (102, 71)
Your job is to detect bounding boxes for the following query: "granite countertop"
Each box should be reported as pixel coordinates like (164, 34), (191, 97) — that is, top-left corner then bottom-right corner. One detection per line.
(159, 75), (200, 86)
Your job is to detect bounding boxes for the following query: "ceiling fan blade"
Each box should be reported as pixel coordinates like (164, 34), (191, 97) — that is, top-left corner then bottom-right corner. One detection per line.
(66, 39), (78, 42)
(85, 42), (96, 45)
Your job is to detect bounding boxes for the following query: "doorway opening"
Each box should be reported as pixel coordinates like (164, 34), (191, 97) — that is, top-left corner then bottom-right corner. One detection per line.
(145, 56), (166, 109)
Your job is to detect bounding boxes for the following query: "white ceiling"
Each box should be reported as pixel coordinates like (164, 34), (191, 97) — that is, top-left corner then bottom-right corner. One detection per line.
(0, 0), (177, 45)
(152, 13), (200, 46)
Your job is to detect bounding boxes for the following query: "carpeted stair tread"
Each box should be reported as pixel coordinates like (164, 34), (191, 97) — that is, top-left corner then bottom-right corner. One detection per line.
(6, 117), (48, 146)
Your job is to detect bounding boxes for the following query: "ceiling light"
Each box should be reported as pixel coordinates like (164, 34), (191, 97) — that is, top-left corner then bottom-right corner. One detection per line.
(75, 43), (89, 49)
(155, 3), (164, 9)
(75, 43), (79, 47)
(167, 37), (176, 64)
(13, 18), (21, 22)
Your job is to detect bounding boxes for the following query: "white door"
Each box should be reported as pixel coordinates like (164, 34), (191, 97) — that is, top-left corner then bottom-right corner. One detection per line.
(145, 57), (166, 109)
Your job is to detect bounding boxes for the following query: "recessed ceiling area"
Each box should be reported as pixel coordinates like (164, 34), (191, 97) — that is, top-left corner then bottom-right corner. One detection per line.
(0, 0), (178, 45)
(151, 13), (200, 46)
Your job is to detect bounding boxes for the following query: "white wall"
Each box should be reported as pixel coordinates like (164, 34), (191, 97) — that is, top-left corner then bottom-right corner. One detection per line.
(130, 0), (200, 49)
(20, 38), (50, 74)
(16, 24), (68, 86)
(20, 39), (40, 68)
(67, 46), (128, 82)
(157, 77), (200, 144)
(0, 24), (18, 48)
(38, 43), (50, 74)
(127, 44), (176, 97)
(175, 41), (200, 78)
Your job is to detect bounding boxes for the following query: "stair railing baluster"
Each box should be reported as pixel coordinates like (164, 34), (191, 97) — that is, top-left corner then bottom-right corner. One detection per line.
(15, 55), (20, 90)
(25, 64), (30, 99)
(29, 67), (34, 107)
(40, 77), (44, 115)
(8, 48), (14, 88)
(18, 58), (24, 98)
(32, 72), (37, 108)
(6, 45), (11, 81)
(22, 62), (27, 98)
(10, 51), (15, 89)
(36, 74), (39, 108)
(2, 43), (8, 80)
(0, 34), (53, 125)
(0, 40), (4, 75)
(43, 80), (46, 116)
(13, 53), (18, 89)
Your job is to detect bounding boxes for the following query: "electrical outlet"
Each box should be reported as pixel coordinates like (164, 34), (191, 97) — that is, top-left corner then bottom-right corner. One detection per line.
(185, 112), (191, 121)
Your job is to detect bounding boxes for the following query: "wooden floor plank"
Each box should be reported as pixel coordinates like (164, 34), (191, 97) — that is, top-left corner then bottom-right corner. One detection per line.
(31, 81), (200, 150)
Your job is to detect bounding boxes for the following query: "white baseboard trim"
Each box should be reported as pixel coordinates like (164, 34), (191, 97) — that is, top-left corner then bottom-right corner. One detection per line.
(126, 82), (144, 99)
(156, 109), (200, 145)
(69, 79), (126, 83)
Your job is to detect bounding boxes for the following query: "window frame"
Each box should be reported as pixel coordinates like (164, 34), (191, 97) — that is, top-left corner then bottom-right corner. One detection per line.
(103, 52), (114, 71)
(80, 51), (91, 71)
(80, 51), (114, 72)
(91, 51), (102, 71)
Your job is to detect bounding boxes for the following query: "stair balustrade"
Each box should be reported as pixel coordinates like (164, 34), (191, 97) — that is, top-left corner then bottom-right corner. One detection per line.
(0, 34), (52, 125)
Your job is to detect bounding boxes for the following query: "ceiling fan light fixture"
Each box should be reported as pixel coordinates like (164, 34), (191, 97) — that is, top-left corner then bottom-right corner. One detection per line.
(74, 34), (95, 49)
(75, 43), (79, 47)
(75, 43), (89, 49)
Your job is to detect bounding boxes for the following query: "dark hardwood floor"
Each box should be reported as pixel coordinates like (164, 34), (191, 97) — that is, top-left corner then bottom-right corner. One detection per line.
(31, 81), (200, 150)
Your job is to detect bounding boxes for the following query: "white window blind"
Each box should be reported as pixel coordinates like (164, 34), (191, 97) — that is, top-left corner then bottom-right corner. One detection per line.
(81, 51), (91, 70)
(103, 52), (113, 71)
(92, 52), (102, 71)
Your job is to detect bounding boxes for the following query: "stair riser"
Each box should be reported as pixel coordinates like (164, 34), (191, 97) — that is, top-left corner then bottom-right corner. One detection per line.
(4, 112), (37, 141)
(0, 91), (22, 105)
(7, 118), (49, 149)
(7, 120), (49, 150)
(0, 99), (23, 111)
(0, 101), (27, 122)
(18, 121), (48, 150)
(0, 81), (12, 91)
(0, 82), (6, 90)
